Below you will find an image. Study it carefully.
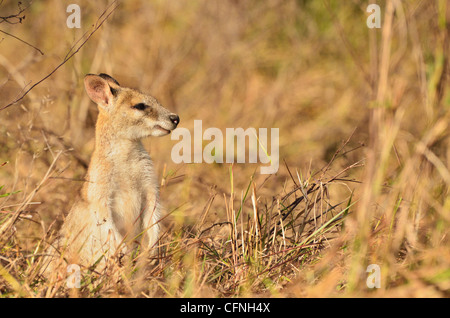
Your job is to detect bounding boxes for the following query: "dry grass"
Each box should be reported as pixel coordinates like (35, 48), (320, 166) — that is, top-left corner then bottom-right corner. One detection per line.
(0, 0), (449, 297)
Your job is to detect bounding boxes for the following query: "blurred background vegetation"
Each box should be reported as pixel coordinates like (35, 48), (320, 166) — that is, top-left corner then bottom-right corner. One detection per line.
(0, 0), (449, 297)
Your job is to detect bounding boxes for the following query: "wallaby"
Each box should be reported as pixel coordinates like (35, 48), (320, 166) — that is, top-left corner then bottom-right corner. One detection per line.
(43, 73), (179, 274)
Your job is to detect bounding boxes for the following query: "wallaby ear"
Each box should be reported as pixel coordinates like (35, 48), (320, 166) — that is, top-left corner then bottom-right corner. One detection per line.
(84, 74), (117, 108)
(98, 73), (120, 88)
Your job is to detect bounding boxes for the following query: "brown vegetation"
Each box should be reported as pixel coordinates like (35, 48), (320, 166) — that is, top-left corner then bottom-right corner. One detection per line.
(0, 0), (449, 297)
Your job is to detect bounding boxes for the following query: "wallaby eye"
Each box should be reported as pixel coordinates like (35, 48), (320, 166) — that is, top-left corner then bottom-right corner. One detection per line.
(132, 103), (148, 111)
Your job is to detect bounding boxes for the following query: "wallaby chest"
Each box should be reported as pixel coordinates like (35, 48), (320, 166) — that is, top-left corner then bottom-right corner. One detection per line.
(108, 146), (157, 232)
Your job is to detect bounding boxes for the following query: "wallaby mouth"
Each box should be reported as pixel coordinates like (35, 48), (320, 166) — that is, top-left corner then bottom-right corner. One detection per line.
(154, 125), (171, 134)
(152, 114), (179, 136)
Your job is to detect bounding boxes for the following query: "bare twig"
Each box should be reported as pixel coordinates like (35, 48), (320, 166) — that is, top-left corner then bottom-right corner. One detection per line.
(0, 0), (119, 111)
(0, 0), (29, 24)
(0, 29), (44, 55)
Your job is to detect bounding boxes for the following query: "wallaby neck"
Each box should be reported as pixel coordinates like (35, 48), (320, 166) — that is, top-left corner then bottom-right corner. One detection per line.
(82, 113), (151, 202)
(93, 112), (146, 162)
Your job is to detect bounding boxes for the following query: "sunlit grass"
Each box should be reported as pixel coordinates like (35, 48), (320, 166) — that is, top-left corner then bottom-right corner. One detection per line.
(0, 0), (449, 297)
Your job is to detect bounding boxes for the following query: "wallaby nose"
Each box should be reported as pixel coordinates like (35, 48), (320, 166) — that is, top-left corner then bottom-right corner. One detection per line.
(169, 114), (180, 126)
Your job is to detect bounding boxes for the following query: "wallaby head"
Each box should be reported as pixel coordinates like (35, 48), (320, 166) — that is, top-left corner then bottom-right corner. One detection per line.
(84, 73), (179, 139)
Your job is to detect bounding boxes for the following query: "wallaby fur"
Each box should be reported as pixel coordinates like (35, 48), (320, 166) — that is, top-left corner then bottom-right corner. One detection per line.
(42, 73), (179, 274)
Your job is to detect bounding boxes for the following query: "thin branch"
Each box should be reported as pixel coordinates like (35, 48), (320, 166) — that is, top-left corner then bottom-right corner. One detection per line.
(0, 0), (119, 111)
(0, 29), (44, 55)
(0, 1), (29, 25)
